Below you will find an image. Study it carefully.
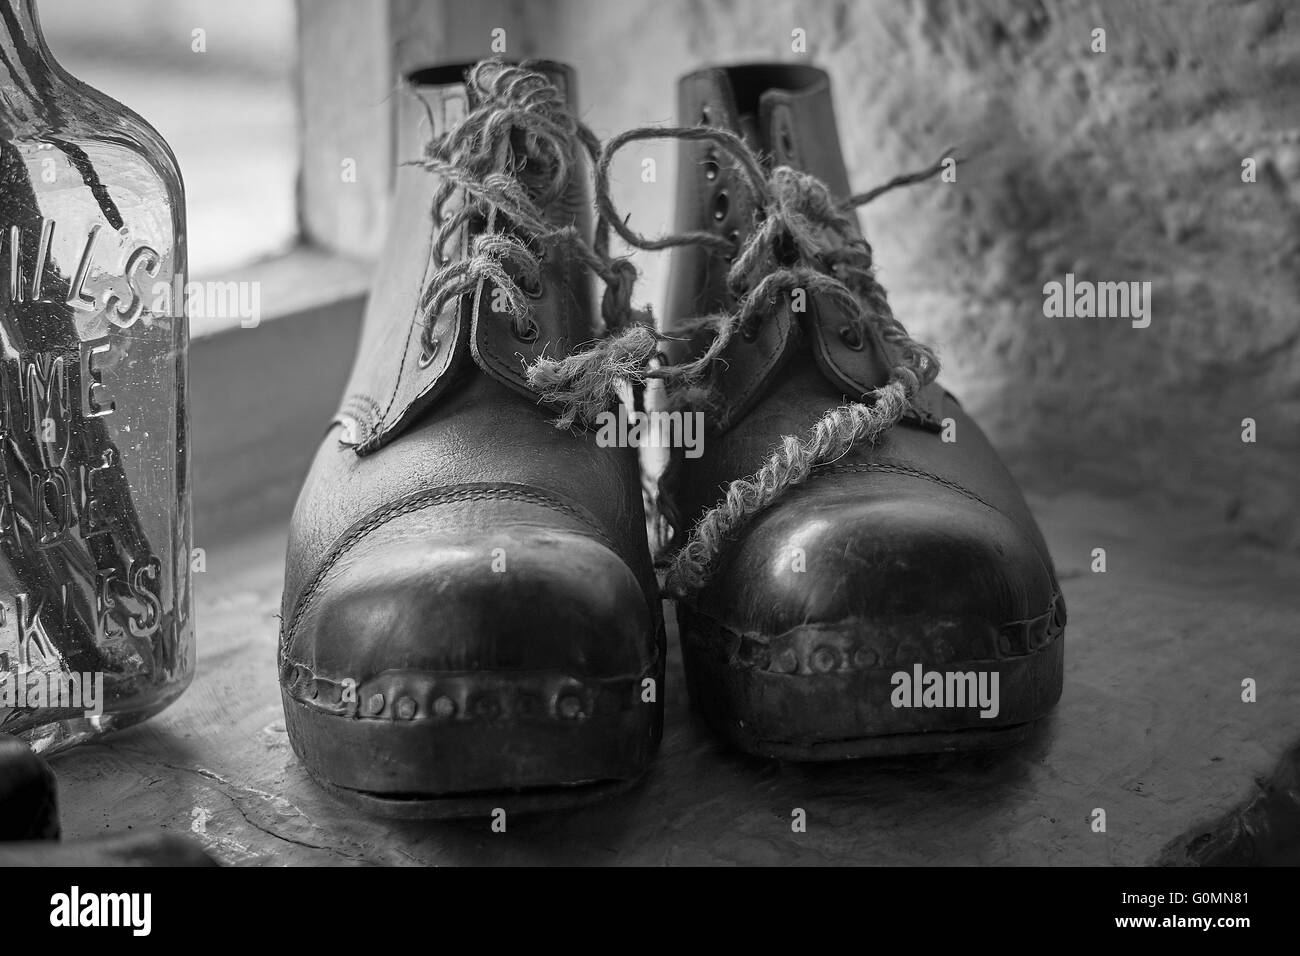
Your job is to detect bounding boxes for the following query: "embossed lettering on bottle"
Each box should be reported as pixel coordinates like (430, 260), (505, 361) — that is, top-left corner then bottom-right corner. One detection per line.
(0, 0), (192, 752)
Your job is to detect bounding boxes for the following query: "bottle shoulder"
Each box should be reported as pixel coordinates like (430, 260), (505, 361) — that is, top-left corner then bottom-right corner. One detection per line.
(62, 74), (183, 197)
(3, 69), (184, 199)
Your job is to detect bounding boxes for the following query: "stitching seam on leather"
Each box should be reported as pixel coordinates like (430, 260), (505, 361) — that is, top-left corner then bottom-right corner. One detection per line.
(341, 394), (384, 439)
(283, 485), (616, 649)
(476, 277), (514, 381)
(818, 461), (998, 513)
(377, 205), (447, 430)
(812, 296), (864, 394)
(378, 308), (421, 430)
(718, 292), (789, 431)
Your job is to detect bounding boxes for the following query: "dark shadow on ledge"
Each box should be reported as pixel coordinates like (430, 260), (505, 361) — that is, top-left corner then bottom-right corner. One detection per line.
(1159, 739), (1300, 866)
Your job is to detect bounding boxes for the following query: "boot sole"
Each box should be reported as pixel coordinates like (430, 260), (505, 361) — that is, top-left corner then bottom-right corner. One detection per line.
(678, 601), (1064, 761)
(281, 646), (664, 820)
(302, 767), (645, 820)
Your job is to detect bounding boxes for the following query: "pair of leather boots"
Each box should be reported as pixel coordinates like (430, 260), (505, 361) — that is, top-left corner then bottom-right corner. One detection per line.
(278, 59), (1066, 818)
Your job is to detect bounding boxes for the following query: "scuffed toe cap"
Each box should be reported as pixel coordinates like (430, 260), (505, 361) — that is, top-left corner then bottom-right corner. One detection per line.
(278, 500), (663, 797)
(699, 469), (1063, 663)
(283, 509), (658, 689)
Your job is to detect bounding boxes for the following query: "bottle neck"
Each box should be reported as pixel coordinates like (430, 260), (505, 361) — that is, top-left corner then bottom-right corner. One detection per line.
(1, 0), (59, 107)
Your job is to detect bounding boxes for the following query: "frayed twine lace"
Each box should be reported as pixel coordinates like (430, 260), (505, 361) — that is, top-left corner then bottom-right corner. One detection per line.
(410, 58), (654, 430)
(585, 124), (951, 599)
(410, 60), (951, 599)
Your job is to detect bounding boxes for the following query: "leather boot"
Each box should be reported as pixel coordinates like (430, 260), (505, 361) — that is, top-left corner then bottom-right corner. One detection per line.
(657, 64), (1065, 759)
(279, 61), (663, 817)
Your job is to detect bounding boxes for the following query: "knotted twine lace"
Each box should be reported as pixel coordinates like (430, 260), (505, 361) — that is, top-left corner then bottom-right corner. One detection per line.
(411, 67), (951, 598)
(411, 58), (657, 430)
(585, 125), (950, 599)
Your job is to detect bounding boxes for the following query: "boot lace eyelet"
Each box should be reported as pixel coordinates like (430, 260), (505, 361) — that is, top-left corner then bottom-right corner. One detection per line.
(724, 229), (739, 262)
(699, 105), (712, 125)
(703, 152), (720, 182)
(520, 274), (544, 299)
(514, 319), (540, 344)
(418, 338), (440, 368)
(712, 190), (729, 222)
(740, 322), (758, 343)
(839, 324), (865, 351)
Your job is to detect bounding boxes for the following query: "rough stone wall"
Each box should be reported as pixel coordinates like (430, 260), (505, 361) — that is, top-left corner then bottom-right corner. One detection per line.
(401, 0), (1300, 552)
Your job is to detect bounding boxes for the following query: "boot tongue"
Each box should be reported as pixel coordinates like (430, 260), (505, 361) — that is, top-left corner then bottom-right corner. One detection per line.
(751, 75), (946, 429)
(404, 60), (577, 122)
(465, 60), (584, 229)
(755, 73), (853, 199)
(338, 60), (594, 456)
(400, 60), (581, 216)
(525, 61), (578, 104)
(400, 66), (470, 155)
(736, 113), (763, 152)
(743, 67), (894, 397)
(520, 62), (586, 230)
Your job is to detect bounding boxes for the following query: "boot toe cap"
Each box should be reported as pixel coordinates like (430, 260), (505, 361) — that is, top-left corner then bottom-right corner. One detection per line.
(679, 471), (1065, 755)
(706, 472), (1062, 653)
(280, 505), (662, 805)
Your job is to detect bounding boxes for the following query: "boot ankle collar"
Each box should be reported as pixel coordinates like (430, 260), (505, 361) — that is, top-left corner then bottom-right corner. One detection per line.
(337, 60), (598, 455)
(666, 63), (945, 435)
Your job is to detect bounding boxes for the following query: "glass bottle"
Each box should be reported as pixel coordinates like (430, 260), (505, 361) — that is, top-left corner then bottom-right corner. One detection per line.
(0, 0), (192, 753)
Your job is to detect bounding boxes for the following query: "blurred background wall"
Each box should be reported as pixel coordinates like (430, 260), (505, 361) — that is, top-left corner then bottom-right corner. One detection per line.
(389, 0), (1300, 555)
(39, 0), (297, 276)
